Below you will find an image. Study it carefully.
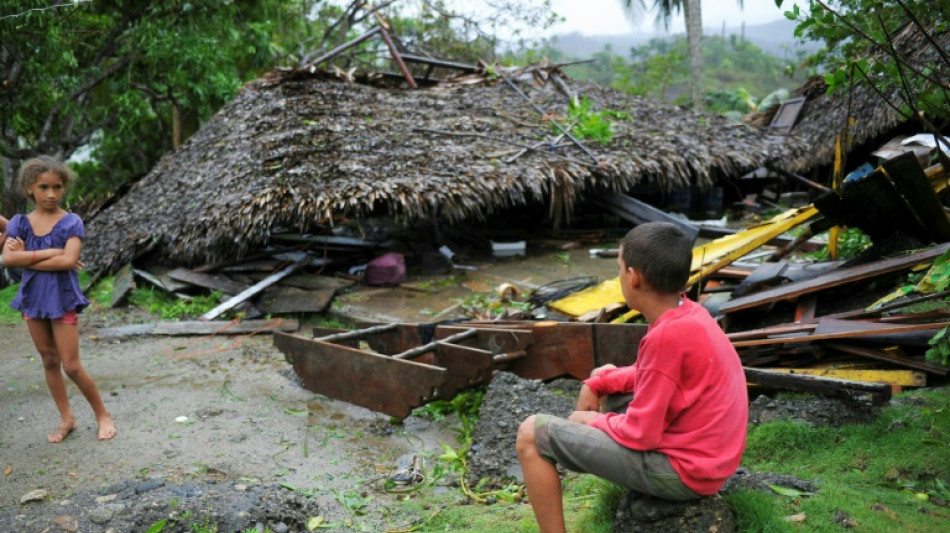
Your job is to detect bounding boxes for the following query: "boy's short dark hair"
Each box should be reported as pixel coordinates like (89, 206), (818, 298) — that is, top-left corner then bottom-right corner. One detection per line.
(620, 222), (691, 294)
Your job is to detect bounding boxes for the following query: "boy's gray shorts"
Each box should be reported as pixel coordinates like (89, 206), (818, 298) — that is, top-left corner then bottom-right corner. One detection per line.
(533, 414), (699, 501)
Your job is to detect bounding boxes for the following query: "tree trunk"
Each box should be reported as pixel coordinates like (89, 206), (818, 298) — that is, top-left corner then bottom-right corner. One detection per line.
(685, 0), (706, 112)
(1, 156), (21, 218)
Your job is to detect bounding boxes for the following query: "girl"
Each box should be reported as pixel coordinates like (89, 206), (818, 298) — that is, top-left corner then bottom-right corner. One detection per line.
(2, 156), (115, 443)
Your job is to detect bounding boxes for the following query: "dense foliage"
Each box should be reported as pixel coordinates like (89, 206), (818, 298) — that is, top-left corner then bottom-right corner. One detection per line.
(779, 1), (950, 140)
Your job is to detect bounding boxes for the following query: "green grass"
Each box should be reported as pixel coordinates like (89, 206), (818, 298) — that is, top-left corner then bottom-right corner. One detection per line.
(379, 389), (950, 533)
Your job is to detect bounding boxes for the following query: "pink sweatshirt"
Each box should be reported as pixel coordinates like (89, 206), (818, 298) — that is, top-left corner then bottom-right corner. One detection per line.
(584, 297), (748, 495)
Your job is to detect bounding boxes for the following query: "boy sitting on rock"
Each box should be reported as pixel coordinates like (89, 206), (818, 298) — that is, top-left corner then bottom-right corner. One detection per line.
(516, 221), (748, 533)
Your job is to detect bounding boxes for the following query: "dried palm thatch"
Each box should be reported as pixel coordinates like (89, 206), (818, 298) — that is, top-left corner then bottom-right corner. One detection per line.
(85, 66), (802, 273)
(755, 22), (950, 174)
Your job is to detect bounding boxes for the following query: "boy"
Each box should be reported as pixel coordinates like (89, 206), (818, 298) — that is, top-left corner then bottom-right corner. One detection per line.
(516, 222), (748, 533)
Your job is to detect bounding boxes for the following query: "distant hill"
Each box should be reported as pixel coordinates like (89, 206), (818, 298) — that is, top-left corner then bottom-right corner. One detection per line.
(549, 18), (820, 61)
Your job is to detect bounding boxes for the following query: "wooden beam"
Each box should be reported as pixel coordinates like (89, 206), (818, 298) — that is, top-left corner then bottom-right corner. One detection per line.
(201, 257), (310, 320)
(719, 242), (950, 313)
(759, 367), (926, 387)
(822, 343), (949, 376)
(744, 366), (891, 404)
(731, 321), (948, 347)
(96, 319), (299, 338)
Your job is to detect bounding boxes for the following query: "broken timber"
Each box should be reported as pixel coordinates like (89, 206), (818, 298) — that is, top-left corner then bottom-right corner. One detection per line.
(96, 318), (299, 339)
(719, 242), (950, 314)
(744, 367), (892, 405)
(202, 256), (311, 320)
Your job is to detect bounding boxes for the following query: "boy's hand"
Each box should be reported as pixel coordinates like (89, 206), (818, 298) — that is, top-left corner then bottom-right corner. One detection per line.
(576, 384), (600, 412)
(590, 363), (617, 377)
(567, 410), (599, 424)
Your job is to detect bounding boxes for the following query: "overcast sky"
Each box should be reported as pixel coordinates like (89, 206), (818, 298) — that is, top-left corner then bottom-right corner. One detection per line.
(546, 0), (789, 36)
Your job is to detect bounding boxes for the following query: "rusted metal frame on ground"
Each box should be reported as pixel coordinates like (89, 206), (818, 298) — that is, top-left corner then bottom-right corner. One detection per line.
(411, 127), (597, 167)
(297, 26), (382, 69)
(731, 320), (949, 348)
(276, 321), (648, 417)
(744, 367), (892, 405)
(822, 343), (949, 376)
(720, 242), (950, 314)
(499, 75), (600, 164)
(379, 27), (417, 88)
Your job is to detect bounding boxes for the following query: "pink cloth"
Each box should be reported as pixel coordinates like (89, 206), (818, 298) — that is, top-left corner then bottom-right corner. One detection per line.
(365, 252), (406, 285)
(584, 297), (748, 495)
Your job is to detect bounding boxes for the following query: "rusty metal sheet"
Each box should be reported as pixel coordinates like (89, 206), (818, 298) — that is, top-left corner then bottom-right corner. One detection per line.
(434, 326), (534, 355)
(503, 322), (595, 380)
(431, 343), (496, 400)
(592, 323), (648, 368)
(274, 332), (447, 419)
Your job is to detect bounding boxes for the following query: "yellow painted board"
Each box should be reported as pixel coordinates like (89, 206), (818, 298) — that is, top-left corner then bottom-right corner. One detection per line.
(761, 368), (926, 387)
(550, 206), (819, 319)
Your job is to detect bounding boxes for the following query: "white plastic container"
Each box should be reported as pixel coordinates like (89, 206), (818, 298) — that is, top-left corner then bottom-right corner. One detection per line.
(490, 240), (526, 257)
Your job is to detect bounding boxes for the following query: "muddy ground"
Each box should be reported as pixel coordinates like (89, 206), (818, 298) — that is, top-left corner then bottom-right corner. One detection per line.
(0, 312), (464, 532)
(0, 248), (621, 532)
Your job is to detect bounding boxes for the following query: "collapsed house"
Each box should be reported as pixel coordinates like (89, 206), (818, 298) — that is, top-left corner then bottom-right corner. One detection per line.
(84, 64), (805, 274)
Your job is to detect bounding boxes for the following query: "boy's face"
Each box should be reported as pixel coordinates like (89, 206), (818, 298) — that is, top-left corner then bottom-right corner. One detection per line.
(617, 248), (636, 308)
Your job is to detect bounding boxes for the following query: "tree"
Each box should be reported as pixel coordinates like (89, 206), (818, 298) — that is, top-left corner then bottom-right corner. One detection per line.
(0, 0), (327, 215)
(778, 1), (950, 149)
(618, 0), (745, 112)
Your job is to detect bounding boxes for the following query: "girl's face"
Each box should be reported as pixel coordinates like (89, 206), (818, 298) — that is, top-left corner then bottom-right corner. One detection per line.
(28, 171), (66, 212)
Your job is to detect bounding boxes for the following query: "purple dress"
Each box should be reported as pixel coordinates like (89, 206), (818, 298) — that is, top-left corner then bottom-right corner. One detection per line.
(7, 213), (89, 319)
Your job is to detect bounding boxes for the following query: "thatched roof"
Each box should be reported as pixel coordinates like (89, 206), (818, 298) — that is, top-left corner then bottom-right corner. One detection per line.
(85, 66), (802, 272)
(757, 22), (950, 173)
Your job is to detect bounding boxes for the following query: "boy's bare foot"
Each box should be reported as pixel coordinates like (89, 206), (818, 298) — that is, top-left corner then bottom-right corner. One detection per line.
(97, 414), (116, 441)
(48, 419), (77, 443)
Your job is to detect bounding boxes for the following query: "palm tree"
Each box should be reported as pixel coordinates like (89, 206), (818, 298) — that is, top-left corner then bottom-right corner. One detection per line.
(620, 1), (743, 113)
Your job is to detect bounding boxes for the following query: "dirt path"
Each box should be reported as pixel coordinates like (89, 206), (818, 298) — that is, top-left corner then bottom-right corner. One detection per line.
(0, 317), (456, 531)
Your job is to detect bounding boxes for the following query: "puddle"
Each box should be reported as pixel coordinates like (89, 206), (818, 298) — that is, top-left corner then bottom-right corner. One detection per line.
(334, 246), (621, 323)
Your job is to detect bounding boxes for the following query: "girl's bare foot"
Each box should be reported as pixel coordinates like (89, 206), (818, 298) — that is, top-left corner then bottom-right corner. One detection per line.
(48, 418), (77, 443)
(97, 414), (116, 440)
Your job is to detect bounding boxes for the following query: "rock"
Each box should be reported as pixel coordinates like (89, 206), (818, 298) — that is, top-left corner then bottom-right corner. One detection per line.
(89, 504), (125, 525)
(49, 514), (79, 532)
(721, 468), (818, 495)
(19, 489), (47, 504)
(612, 491), (736, 533)
(466, 372), (575, 486)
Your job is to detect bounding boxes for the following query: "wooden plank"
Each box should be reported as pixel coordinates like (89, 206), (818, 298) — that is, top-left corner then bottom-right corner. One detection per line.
(882, 151), (950, 241)
(821, 343), (949, 375)
(256, 286), (335, 315)
(201, 257), (310, 320)
(760, 367), (926, 387)
(97, 319), (299, 338)
(109, 263), (135, 308)
(731, 321), (949, 347)
(278, 273), (356, 291)
(744, 367), (891, 404)
(133, 268), (169, 292)
(168, 267), (247, 295)
(591, 191), (699, 244)
(719, 242), (950, 313)
(731, 261), (788, 297)
(726, 323), (818, 341)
